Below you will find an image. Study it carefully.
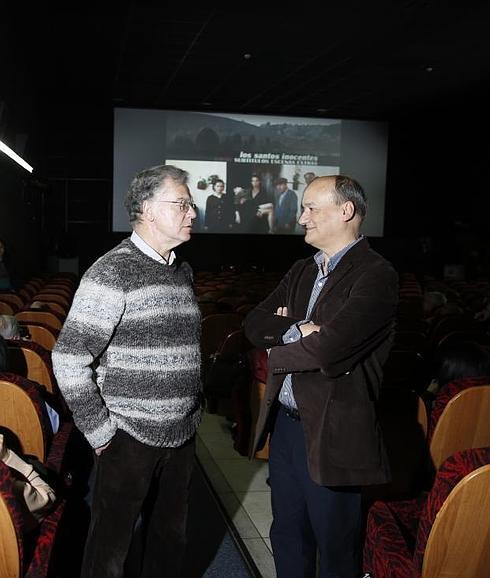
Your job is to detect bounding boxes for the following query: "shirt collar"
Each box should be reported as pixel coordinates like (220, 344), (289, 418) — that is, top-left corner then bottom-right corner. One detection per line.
(314, 235), (363, 274)
(130, 231), (176, 265)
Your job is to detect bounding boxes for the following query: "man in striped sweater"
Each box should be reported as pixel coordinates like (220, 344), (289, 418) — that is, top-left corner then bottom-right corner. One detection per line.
(52, 165), (202, 578)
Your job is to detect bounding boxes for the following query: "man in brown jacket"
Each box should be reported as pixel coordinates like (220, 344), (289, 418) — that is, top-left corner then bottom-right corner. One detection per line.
(244, 175), (398, 578)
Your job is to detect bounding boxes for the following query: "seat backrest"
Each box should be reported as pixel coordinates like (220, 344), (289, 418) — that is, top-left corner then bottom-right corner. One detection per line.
(428, 314), (478, 347)
(219, 329), (252, 359)
(201, 313), (242, 358)
(27, 278), (44, 291)
(33, 293), (70, 308)
(15, 310), (63, 331)
(17, 288), (34, 303)
(429, 385), (490, 470)
(44, 282), (74, 292)
(420, 451), (490, 578)
(0, 301), (15, 315)
(31, 300), (67, 317)
(7, 340), (57, 394)
(0, 376), (47, 462)
(428, 376), (490, 440)
(436, 329), (487, 350)
(0, 293), (24, 311)
(0, 461), (22, 578)
(20, 323), (58, 352)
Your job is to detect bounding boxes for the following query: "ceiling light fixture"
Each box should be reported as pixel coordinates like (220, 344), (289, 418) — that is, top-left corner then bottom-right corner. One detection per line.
(0, 139), (33, 173)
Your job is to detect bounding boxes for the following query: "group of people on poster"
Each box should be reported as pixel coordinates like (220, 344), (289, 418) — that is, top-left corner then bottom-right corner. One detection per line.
(202, 171), (317, 234)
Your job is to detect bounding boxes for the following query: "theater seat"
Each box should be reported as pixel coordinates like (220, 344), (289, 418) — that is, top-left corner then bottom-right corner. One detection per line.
(0, 460), (66, 578)
(428, 382), (490, 471)
(15, 310), (63, 332)
(6, 340), (58, 395)
(0, 301), (15, 315)
(363, 447), (490, 578)
(19, 322), (59, 352)
(0, 292), (24, 311)
(0, 372), (73, 473)
(201, 313), (242, 365)
(428, 376), (490, 441)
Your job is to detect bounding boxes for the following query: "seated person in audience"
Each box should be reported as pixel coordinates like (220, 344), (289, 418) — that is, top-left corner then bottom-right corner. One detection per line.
(0, 433), (56, 529)
(0, 335), (60, 434)
(426, 341), (490, 398)
(475, 293), (490, 323)
(423, 290), (447, 323)
(30, 300), (52, 311)
(0, 314), (29, 340)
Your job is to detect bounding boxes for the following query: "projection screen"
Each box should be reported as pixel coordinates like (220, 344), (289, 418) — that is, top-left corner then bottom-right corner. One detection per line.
(113, 109), (388, 236)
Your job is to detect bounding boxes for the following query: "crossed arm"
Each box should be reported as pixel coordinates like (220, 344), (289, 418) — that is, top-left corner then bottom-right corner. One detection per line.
(244, 262), (398, 378)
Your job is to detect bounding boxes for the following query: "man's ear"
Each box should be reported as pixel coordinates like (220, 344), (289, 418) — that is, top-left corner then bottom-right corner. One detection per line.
(142, 200), (154, 222)
(342, 201), (356, 221)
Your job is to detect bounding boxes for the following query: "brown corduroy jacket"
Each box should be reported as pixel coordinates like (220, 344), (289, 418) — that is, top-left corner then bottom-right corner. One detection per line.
(244, 239), (398, 486)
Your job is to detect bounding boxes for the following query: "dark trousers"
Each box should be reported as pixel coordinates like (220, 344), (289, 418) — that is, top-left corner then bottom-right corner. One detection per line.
(80, 429), (195, 578)
(269, 406), (362, 578)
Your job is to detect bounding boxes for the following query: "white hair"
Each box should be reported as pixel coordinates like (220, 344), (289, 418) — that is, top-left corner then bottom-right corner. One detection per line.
(0, 315), (21, 339)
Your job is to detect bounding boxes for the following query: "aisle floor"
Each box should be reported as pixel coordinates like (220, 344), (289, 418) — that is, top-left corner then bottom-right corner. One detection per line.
(196, 412), (275, 578)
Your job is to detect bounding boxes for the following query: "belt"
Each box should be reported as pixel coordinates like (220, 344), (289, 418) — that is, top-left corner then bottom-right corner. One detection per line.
(280, 404), (301, 421)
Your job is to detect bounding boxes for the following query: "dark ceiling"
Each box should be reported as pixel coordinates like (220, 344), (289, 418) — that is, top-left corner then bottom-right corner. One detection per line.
(2, 2), (490, 172)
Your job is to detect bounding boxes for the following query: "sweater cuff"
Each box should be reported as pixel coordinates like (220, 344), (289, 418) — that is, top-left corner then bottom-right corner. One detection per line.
(85, 416), (118, 449)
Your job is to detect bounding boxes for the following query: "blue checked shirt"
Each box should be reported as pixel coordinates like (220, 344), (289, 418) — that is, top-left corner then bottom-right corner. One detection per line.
(278, 237), (363, 410)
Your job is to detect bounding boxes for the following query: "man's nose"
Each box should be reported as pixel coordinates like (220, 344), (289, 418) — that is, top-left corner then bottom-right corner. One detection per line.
(298, 210), (308, 225)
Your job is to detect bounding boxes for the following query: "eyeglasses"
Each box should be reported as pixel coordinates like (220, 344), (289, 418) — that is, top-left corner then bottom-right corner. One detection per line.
(155, 199), (197, 213)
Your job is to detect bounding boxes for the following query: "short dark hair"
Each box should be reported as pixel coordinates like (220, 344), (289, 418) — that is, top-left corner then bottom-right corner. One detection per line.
(275, 177), (288, 186)
(212, 179), (225, 190)
(436, 341), (490, 386)
(333, 175), (367, 220)
(124, 165), (188, 224)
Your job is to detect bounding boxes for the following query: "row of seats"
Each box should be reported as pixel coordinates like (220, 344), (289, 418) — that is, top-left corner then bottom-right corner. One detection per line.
(197, 271), (490, 577)
(364, 274), (490, 577)
(3, 268), (489, 576)
(0, 274), (78, 578)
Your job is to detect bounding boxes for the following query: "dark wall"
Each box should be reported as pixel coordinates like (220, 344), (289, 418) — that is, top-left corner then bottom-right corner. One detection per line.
(384, 94), (490, 278)
(0, 159), (44, 284)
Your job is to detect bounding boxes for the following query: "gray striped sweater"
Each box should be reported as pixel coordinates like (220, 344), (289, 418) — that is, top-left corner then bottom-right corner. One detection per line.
(52, 238), (202, 449)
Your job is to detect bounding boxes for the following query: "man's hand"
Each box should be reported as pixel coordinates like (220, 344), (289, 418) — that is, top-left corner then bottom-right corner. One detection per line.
(299, 321), (321, 337)
(95, 441), (112, 456)
(275, 306), (288, 316)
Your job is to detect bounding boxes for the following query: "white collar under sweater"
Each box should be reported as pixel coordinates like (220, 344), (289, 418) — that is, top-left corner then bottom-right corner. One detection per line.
(130, 231), (176, 265)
